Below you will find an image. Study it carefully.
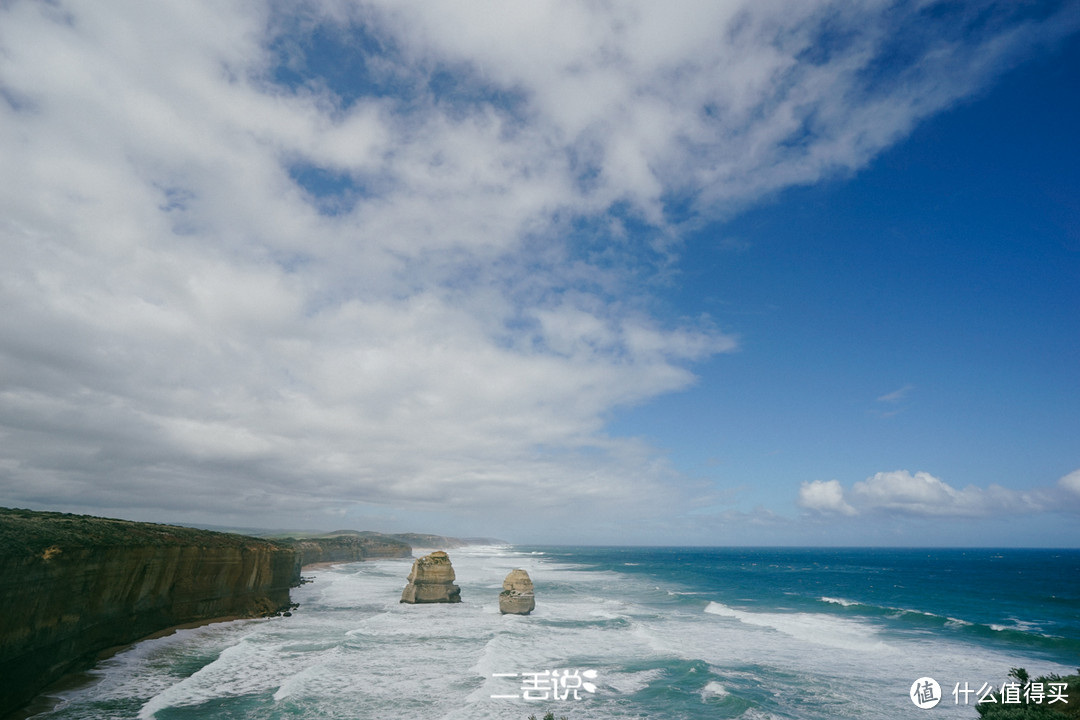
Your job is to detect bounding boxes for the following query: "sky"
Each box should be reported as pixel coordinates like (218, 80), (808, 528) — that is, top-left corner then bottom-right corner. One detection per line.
(1, 0), (1078, 546)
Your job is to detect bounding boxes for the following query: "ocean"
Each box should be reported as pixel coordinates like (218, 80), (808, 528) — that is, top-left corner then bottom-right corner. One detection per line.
(32, 546), (1080, 719)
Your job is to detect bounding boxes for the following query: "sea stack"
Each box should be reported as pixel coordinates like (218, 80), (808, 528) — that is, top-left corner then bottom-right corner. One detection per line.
(499, 568), (535, 615)
(400, 551), (462, 603)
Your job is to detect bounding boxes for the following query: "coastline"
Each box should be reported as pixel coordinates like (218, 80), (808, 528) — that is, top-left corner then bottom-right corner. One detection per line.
(0, 508), (301, 719)
(5, 561), (409, 719)
(10, 545), (1079, 719)
(2, 615), (255, 720)
(0, 509), (491, 718)
(301, 560), (357, 570)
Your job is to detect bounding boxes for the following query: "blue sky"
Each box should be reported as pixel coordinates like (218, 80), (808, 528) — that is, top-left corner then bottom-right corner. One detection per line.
(0, 1), (1078, 545)
(612, 35), (1080, 544)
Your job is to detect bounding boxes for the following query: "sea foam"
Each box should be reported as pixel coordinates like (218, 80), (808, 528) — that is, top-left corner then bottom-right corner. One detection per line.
(820, 596), (858, 607)
(704, 601), (888, 652)
(35, 545), (1080, 720)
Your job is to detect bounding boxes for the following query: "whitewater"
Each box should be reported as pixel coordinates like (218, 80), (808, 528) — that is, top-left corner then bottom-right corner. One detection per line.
(30, 546), (1080, 719)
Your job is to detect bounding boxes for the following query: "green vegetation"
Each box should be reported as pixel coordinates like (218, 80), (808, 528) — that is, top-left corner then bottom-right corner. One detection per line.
(279, 532), (412, 565)
(976, 668), (1080, 719)
(0, 506), (282, 556)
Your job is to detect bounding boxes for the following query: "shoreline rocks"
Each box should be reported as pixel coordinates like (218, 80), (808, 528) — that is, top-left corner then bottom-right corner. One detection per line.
(400, 551), (462, 603)
(499, 568), (535, 615)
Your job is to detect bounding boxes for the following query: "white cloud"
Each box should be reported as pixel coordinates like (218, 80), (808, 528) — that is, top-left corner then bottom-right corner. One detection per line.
(1, 0), (1076, 536)
(1060, 469), (1080, 496)
(799, 470), (1051, 519)
(877, 384), (915, 403)
(852, 471), (986, 516)
(353, 0), (1080, 220)
(798, 479), (857, 516)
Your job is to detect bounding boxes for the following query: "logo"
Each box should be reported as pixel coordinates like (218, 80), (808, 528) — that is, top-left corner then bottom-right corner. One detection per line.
(911, 677), (942, 709)
(491, 669), (599, 701)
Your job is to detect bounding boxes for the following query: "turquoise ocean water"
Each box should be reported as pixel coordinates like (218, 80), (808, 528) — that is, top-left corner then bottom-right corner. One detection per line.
(33, 546), (1080, 719)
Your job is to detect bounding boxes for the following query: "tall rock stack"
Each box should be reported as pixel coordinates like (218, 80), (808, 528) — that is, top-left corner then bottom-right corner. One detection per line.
(499, 568), (535, 615)
(400, 551), (462, 603)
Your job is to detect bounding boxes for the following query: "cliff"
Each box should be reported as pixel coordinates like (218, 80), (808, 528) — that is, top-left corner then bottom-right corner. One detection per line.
(389, 532), (502, 548)
(0, 507), (300, 718)
(285, 531), (412, 567)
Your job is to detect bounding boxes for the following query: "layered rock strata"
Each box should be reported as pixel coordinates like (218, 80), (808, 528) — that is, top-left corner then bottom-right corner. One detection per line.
(0, 508), (299, 718)
(400, 550), (461, 603)
(499, 568), (536, 615)
(287, 532), (412, 567)
(390, 532), (503, 549)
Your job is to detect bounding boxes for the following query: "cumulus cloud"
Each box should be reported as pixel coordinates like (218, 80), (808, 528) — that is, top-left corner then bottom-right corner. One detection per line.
(798, 479), (857, 516)
(1, 0), (1077, 534)
(800, 470), (1053, 518)
(1060, 469), (1080, 496)
(853, 471), (989, 516)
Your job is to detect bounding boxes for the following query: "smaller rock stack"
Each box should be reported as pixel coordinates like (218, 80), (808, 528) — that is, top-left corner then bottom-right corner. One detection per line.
(400, 551), (462, 603)
(499, 568), (535, 615)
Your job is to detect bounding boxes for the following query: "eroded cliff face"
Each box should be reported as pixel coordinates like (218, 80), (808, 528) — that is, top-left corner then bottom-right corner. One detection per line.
(289, 532), (412, 567)
(0, 508), (299, 718)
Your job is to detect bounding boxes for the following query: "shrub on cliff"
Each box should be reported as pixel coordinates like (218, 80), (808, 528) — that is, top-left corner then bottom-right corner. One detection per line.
(976, 668), (1080, 719)
(0, 506), (287, 556)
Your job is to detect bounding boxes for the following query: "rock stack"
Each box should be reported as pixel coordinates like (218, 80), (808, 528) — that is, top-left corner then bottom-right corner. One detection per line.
(499, 568), (535, 615)
(400, 551), (462, 603)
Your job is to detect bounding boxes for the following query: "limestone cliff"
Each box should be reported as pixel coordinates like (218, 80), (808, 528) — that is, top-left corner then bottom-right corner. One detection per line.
(499, 568), (536, 615)
(390, 532), (503, 548)
(285, 532), (412, 567)
(0, 508), (299, 718)
(400, 550), (462, 603)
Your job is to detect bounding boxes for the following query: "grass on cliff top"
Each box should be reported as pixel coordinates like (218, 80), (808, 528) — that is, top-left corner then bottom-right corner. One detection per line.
(0, 507), (285, 556)
(264, 529), (475, 547)
(281, 533), (412, 552)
